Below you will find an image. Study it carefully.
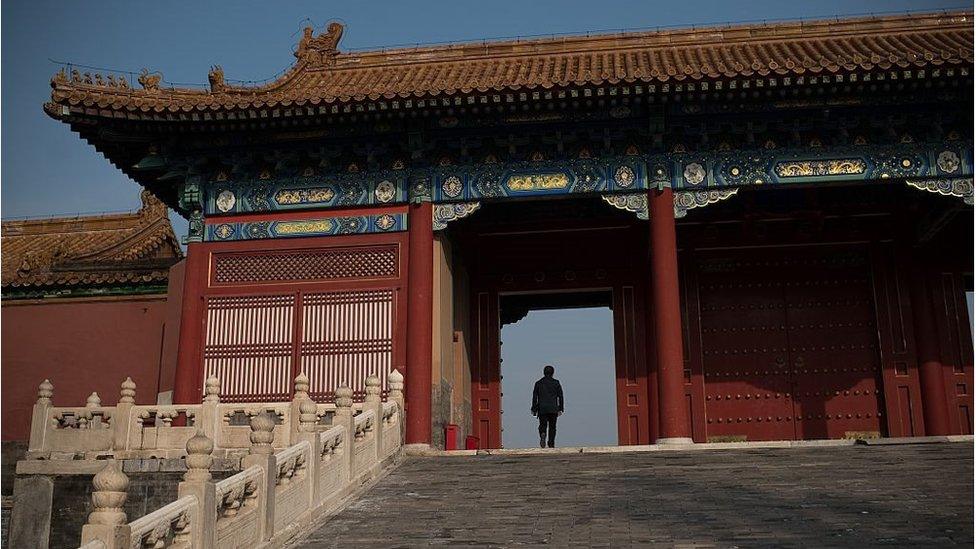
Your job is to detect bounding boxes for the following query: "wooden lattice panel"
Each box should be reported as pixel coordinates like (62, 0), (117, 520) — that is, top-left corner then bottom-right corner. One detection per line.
(300, 289), (394, 400)
(212, 245), (398, 285)
(203, 294), (295, 401)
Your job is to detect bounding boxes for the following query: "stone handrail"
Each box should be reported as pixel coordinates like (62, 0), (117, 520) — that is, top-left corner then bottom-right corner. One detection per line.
(128, 495), (197, 548)
(213, 465), (264, 547)
(214, 465), (263, 508)
(27, 374), (369, 460)
(76, 369), (405, 549)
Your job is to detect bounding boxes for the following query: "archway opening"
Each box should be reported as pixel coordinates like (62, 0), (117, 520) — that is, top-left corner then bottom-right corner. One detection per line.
(499, 291), (616, 448)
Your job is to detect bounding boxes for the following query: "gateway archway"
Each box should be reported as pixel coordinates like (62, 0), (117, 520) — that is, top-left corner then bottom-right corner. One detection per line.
(448, 198), (658, 449)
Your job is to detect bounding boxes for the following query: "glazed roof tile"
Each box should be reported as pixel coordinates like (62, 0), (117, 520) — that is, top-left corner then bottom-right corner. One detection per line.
(2, 190), (183, 290)
(46, 11), (973, 119)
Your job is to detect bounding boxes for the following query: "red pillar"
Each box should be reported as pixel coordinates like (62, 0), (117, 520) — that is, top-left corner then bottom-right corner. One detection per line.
(649, 188), (693, 443)
(909, 263), (951, 435)
(173, 243), (208, 404)
(405, 201), (434, 445)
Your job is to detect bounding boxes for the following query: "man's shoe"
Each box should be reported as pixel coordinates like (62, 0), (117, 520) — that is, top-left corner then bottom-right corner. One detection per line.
(547, 442), (555, 448)
(539, 437), (546, 448)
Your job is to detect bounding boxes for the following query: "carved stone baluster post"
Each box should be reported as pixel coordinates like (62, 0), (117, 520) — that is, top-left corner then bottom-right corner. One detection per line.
(177, 431), (216, 549)
(113, 377), (136, 453)
(80, 460), (131, 549)
(28, 380), (53, 453)
(243, 412), (276, 542)
(364, 375), (383, 464)
(199, 375), (221, 444)
(388, 370), (405, 445)
(388, 370), (405, 415)
(296, 398), (322, 506)
(82, 392), (102, 431)
(333, 385), (355, 483)
(288, 372), (312, 446)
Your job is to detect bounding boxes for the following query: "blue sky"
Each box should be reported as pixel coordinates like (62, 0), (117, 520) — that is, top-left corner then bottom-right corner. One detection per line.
(3, 0), (968, 446)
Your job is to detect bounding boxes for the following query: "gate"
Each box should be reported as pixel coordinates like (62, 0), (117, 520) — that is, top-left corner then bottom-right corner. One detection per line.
(691, 245), (922, 441)
(465, 218), (652, 449)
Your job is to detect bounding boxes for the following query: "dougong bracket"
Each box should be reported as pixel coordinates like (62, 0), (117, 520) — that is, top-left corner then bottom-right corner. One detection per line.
(433, 202), (481, 231)
(180, 175), (205, 244)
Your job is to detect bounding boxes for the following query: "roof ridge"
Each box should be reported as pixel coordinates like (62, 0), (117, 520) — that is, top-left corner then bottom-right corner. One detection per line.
(1, 211), (144, 236)
(327, 22), (972, 72)
(2, 189), (171, 236)
(69, 216), (182, 263)
(45, 10), (974, 119)
(334, 10), (973, 62)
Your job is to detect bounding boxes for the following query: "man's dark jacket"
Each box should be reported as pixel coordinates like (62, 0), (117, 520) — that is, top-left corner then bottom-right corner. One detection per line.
(532, 376), (564, 415)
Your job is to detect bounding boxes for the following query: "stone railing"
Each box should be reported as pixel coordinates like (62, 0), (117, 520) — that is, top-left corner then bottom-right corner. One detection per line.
(76, 371), (404, 549)
(27, 372), (386, 460)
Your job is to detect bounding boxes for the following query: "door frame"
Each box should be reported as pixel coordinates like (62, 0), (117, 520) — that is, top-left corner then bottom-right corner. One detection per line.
(469, 283), (653, 449)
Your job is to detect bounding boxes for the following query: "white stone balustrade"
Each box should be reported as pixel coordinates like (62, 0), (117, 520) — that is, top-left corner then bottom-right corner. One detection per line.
(26, 372), (374, 460)
(75, 371), (404, 549)
(127, 496), (197, 548)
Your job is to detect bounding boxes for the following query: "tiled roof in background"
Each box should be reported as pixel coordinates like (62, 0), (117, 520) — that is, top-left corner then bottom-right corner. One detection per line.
(2, 190), (183, 291)
(45, 11), (973, 119)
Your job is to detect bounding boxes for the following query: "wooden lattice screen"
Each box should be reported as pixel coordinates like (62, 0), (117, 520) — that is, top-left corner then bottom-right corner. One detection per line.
(300, 289), (394, 400)
(204, 294), (296, 401)
(202, 243), (401, 402)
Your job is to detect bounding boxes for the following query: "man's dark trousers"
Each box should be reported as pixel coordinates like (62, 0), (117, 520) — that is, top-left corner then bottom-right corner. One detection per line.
(538, 413), (557, 448)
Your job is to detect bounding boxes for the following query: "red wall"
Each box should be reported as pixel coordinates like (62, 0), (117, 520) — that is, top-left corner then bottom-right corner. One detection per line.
(157, 260), (185, 397)
(1, 262), (185, 441)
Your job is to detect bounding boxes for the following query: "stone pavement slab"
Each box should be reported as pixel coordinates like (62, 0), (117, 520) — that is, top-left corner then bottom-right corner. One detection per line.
(292, 443), (973, 548)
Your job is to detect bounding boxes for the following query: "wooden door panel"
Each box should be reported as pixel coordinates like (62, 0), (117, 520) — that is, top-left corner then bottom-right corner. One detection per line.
(697, 247), (888, 441)
(613, 286), (651, 445)
(470, 291), (501, 449)
(933, 272), (975, 434)
(870, 243), (925, 437)
(783, 252), (884, 439)
(697, 254), (794, 441)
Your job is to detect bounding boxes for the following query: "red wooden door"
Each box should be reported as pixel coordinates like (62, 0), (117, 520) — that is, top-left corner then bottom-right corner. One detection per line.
(696, 254), (796, 441)
(696, 247), (887, 441)
(783, 251), (885, 439)
(933, 272), (975, 434)
(612, 285), (652, 445)
(471, 290), (502, 449)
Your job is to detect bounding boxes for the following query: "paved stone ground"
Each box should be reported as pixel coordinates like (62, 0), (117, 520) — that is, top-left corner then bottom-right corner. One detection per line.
(294, 443), (973, 548)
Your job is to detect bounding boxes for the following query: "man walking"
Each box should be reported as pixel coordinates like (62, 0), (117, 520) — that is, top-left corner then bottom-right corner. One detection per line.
(531, 365), (564, 448)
